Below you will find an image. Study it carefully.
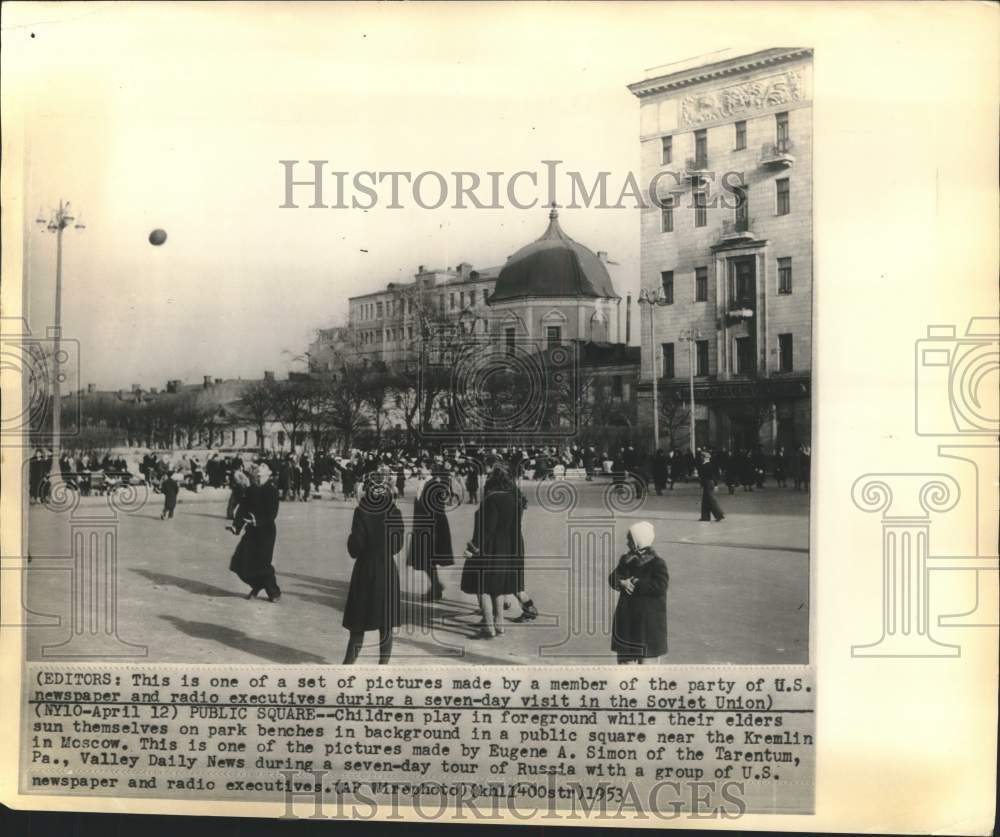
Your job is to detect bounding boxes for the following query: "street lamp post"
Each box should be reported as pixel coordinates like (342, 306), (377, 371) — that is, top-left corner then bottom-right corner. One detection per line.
(680, 329), (702, 455)
(637, 287), (670, 451)
(35, 200), (85, 482)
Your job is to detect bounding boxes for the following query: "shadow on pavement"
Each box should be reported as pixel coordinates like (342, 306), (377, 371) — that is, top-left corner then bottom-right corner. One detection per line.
(158, 615), (327, 664)
(131, 569), (246, 599)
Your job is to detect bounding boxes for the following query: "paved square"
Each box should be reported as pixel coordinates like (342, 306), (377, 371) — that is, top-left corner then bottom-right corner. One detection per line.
(25, 479), (809, 665)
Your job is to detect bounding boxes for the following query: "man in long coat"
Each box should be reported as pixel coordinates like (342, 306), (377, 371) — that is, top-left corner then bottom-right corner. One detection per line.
(343, 474), (404, 664)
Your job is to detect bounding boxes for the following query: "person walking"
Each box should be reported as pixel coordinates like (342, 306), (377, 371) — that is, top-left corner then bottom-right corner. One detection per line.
(160, 472), (180, 520)
(697, 451), (725, 522)
(609, 521), (668, 664)
(342, 473), (403, 664)
(407, 466), (454, 601)
(464, 463), (479, 505)
(228, 463), (281, 601)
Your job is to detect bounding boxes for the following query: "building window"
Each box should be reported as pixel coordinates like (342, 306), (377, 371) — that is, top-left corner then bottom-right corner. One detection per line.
(407, 325), (413, 339)
(733, 186), (748, 231)
(612, 375), (623, 398)
(408, 298), (414, 314)
(376, 301), (383, 317)
(438, 294), (445, 311)
(695, 340), (709, 377)
(546, 326), (561, 348)
(505, 326), (516, 354)
(735, 336), (754, 375)
(660, 270), (674, 304)
(662, 342), (675, 379)
(695, 267), (708, 302)
(459, 291), (465, 308)
(734, 259), (754, 301)
(450, 293), (456, 310)
(469, 289), (476, 306)
(694, 185), (707, 228)
(661, 197), (674, 233)
(661, 135), (672, 165)
(735, 120), (746, 150)
(776, 178), (790, 215)
(776, 111), (789, 151)
(694, 129), (708, 168)
(778, 333), (794, 372)
(778, 257), (793, 294)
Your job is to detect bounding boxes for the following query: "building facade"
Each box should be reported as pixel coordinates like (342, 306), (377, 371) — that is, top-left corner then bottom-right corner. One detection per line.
(628, 47), (813, 452)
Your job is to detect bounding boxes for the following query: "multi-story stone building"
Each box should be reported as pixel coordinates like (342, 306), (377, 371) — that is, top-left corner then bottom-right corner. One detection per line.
(628, 47), (813, 452)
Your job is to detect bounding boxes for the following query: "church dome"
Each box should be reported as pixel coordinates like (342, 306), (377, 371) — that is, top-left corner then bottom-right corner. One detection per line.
(490, 209), (618, 303)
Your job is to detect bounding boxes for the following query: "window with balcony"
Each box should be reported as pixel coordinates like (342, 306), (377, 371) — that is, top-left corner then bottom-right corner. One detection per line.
(778, 257), (793, 294)
(661, 135), (672, 165)
(660, 270), (674, 304)
(776, 178), (790, 215)
(735, 120), (747, 150)
(662, 342), (675, 379)
(546, 326), (562, 348)
(695, 267), (708, 302)
(776, 111), (789, 151)
(695, 340), (709, 377)
(778, 333), (794, 372)
(694, 129), (708, 168)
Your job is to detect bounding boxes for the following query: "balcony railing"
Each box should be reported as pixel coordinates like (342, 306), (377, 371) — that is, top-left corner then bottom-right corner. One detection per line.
(684, 155), (710, 180)
(719, 216), (755, 243)
(760, 139), (795, 167)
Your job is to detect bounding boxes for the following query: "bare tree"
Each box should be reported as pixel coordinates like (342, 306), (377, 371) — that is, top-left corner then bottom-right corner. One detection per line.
(239, 379), (278, 454)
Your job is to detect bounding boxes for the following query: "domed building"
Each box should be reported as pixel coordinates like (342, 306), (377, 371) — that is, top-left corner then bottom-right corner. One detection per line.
(488, 208), (624, 350)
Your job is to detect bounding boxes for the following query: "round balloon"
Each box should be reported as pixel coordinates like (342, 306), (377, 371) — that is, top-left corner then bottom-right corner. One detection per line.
(149, 229), (167, 246)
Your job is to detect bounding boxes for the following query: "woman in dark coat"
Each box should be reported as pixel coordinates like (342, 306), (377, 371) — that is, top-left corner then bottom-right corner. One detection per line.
(407, 468), (454, 601)
(343, 474), (404, 664)
(160, 473), (180, 520)
(461, 466), (536, 637)
(228, 463), (281, 601)
(609, 521), (668, 663)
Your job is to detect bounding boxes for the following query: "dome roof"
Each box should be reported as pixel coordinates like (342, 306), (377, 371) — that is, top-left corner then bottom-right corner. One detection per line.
(491, 209), (618, 303)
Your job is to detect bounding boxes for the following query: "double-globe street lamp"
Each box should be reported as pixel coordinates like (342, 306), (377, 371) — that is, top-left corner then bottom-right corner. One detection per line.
(35, 200), (85, 482)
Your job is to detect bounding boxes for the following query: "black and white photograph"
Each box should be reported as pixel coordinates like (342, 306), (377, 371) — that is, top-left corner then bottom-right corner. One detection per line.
(15, 27), (812, 668)
(5, 3), (997, 832)
(16, 35), (813, 667)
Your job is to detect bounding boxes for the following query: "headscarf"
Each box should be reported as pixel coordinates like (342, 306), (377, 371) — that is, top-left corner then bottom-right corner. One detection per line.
(254, 463), (272, 483)
(628, 521), (656, 551)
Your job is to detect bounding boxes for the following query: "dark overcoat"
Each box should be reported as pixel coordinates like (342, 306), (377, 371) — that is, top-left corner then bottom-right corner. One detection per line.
(229, 483), (280, 587)
(407, 477), (455, 571)
(609, 548), (669, 658)
(460, 487), (526, 596)
(343, 494), (404, 631)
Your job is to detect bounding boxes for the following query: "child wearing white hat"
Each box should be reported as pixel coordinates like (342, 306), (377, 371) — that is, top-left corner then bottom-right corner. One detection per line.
(609, 521), (669, 663)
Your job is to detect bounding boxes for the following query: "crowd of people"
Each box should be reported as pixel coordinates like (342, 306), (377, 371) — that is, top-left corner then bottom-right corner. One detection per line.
(28, 438), (811, 665)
